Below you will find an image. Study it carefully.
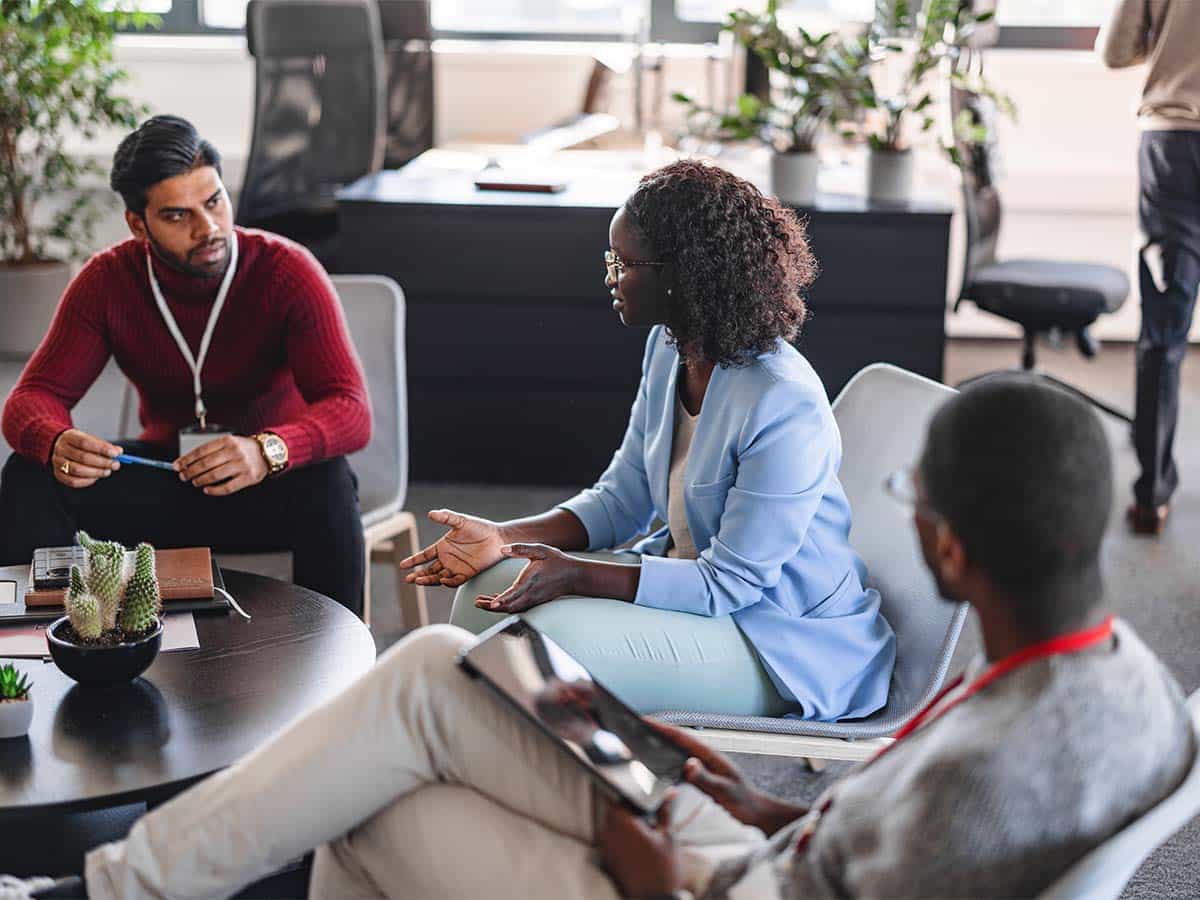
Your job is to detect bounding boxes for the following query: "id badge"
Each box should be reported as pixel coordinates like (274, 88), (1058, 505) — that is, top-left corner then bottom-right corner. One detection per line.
(179, 423), (234, 458)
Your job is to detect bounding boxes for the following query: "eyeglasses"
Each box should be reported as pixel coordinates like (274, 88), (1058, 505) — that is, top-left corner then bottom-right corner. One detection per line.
(884, 468), (918, 506)
(884, 467), (945, 526)
(604, 249), (666, 281)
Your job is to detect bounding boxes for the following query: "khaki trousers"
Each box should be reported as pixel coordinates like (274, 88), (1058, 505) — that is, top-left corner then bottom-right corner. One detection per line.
(84, 626), (764, 900)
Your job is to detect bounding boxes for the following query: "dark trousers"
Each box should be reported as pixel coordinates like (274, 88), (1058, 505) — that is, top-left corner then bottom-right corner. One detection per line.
(0, 443), (365, 617)
(1135, 130), (1200, 508)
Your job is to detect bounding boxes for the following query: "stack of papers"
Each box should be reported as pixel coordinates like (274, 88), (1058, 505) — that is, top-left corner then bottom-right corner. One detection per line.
(0, 612), (200, 659)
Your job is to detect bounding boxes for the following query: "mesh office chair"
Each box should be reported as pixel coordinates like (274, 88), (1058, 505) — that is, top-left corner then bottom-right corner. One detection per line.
(378, 0), (435, 170)
(238, 0), (386, 269)
(951, 56), (1132, 422)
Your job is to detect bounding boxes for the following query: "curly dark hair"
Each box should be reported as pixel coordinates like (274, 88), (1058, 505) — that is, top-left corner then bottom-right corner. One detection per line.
(624, 159), (816, 367)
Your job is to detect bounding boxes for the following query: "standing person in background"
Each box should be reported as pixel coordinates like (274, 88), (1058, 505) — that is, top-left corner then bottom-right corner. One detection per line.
(1097, 0), (1200, 535)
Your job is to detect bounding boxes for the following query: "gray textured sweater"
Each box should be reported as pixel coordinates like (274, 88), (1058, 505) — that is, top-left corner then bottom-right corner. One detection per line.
(706, 620), (1195, 899)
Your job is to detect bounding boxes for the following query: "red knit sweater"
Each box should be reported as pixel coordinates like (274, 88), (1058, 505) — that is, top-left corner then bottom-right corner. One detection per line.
(2, 228), (372, 469)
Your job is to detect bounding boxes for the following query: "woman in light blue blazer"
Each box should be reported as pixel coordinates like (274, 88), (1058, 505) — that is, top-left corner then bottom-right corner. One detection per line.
(401, 160), (895, 719)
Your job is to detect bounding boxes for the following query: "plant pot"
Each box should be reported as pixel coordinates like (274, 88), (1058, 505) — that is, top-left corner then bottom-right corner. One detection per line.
(769, 151), (819, 206)
(0, 260), (71, 358)
(47, 617), (163, 686)
(0, 697), (33, 739)
(866, 148), (915, 205)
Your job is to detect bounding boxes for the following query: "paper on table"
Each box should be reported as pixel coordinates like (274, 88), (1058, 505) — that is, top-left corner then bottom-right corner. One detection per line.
(0, 612), (200, 659)
(162, 612), (199, 651)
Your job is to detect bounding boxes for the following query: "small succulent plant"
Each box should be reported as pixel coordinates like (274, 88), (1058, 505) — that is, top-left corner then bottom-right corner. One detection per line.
(66, 564), (102, 640)
(119, 543), (162, 634)
(64, 533), (161, 642)
(0, 663), (32, 701)
(77, 531), (128, 632)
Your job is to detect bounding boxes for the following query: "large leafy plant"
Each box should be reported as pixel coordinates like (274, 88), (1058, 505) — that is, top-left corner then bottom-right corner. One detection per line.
(674, 0), (865, 154)
(0, 0), (155, 265)
(848, 0), (1011, 154)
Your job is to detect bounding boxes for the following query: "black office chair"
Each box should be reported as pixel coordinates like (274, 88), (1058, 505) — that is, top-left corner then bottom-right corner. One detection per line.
(951, 69), (1132, 422)
(378, 0), (435, 170)
(238, 0), (386, 269)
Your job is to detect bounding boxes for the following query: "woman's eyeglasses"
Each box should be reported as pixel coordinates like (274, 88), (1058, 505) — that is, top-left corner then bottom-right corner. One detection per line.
(604, 249), (665, 281)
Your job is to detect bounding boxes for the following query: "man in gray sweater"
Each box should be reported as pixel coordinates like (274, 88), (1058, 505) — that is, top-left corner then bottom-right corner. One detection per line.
(1097, 0), (1200, 535)
(671, 375), (1197, 899)
(9, 376), (1196, 899)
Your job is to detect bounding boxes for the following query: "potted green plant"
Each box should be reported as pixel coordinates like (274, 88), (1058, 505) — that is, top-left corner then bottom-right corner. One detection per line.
(0, 663), (34, 739)
(0, 0), (153, 357)
(47, 533), (164, 686)
(846, 0), (1002, 203)
(675, 1), (859, 206)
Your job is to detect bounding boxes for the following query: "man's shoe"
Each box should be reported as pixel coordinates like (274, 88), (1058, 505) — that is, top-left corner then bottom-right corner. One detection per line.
(0, 876), (85, 900)
(1127, 503), (1169, 535)
(30, 877), (86, 899)
(0, 876), (59, 900)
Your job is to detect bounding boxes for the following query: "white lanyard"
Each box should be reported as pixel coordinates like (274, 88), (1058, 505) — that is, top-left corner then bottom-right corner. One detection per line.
(146, 232), (239, 428)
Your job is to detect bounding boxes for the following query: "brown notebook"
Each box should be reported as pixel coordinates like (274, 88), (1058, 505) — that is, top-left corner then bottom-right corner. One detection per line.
(24, 547), (215, 608)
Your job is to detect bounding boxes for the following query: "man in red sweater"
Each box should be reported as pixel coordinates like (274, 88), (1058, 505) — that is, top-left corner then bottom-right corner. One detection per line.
(0, 115), (372, 616)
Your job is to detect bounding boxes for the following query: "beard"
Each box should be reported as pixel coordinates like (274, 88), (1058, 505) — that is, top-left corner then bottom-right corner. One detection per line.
(145, 226), (231, 279)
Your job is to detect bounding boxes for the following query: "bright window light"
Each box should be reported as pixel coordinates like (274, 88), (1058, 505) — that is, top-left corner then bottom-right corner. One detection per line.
(675, 0), (873, 23)
(201, 0), (247, 28)
(432, 0), (646, 34)
(104, 0), (173, 13)
(995, 0), (1108, 26)
(679, 1), (1108, 27)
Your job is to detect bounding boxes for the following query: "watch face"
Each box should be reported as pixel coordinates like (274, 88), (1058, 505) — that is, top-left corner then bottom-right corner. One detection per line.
(261, 436), (287, 466)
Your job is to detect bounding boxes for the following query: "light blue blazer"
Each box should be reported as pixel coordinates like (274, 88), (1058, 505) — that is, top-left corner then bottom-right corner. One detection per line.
(560, 327), (896, 720)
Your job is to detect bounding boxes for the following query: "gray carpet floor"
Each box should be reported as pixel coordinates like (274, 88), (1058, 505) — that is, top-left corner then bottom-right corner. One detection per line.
(1, 338), (1196, 895)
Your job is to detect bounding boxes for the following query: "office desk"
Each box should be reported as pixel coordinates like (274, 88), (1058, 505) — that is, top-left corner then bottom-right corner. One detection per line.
(337, 152), (952, 485)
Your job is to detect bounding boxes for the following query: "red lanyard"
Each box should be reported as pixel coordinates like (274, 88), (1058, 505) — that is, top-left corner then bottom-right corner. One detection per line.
(795, 615), (1115, 852)
(884, 615), (1114, 753)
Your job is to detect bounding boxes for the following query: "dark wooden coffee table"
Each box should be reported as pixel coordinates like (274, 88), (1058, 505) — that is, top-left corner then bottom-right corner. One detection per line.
(0, 570), (377, 815)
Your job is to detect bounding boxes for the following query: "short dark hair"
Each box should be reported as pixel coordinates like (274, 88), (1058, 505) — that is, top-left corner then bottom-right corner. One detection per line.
(110, 115), (222, 215)
(624, 159), (815, 368)
(919, 375), (1113, 623)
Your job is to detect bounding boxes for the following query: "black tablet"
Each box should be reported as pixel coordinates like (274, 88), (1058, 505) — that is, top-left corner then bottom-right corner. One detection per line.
(457, 616), (688, 815)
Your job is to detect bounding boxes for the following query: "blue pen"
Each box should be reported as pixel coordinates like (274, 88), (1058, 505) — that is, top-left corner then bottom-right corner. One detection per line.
(116, 453), (177, 472)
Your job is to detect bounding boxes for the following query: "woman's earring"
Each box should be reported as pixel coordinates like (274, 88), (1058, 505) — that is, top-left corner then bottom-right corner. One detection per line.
(667, 287), (673, 296)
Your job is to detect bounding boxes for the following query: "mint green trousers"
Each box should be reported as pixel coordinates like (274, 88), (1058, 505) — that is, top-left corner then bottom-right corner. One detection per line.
(449, 552), (793, 716)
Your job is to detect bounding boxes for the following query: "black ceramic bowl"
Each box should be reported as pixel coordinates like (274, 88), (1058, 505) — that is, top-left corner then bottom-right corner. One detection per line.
(47, 617), (163, 686)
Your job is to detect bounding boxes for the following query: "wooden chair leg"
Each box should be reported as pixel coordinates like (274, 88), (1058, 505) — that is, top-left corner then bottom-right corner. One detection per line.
(396, 513), (429, 631)
(362, 538), (374, 627)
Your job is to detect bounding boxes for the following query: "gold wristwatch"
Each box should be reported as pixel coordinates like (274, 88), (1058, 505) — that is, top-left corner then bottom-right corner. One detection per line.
(253, 432), (289, 475)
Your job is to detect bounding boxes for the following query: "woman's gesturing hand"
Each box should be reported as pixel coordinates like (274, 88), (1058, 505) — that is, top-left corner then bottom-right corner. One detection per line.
(473, 543), (578, 614)
(399, 509), (508, 588)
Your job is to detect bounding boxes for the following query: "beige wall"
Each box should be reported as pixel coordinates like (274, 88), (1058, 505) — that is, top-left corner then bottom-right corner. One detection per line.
(66, 35), (1196, 342)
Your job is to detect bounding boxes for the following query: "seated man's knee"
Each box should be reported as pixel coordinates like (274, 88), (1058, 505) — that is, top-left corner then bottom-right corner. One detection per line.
(283, 459), (359, 513)
(377, 624), (473, 680)
(311, 833), (381, 898)
(1, 450), (52, 490)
